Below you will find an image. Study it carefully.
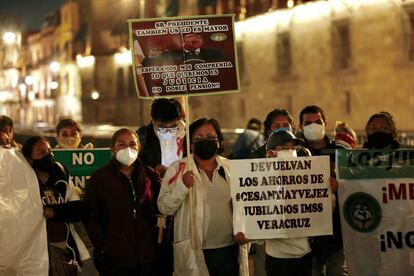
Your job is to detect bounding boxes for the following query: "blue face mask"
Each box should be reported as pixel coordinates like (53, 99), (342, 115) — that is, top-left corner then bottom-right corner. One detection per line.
(272, 127), (292, 134)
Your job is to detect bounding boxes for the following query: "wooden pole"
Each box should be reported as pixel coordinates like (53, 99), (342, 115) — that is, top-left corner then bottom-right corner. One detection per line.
(184, 96), (196, 249)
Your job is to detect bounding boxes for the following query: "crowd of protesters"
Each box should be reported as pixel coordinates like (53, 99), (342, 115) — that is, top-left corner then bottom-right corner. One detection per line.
(0, 103), (405, 276)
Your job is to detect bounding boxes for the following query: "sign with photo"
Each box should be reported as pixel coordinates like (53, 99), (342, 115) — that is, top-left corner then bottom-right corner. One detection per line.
(128, 15), (240, 98)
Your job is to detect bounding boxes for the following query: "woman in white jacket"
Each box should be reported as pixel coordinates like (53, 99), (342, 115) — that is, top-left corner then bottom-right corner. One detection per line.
(158, 118), (246, 276)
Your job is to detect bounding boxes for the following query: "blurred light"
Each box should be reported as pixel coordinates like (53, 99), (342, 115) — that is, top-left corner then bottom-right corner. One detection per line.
(25, 75), (35, 85)
(77, 55), (95, 68)
(115, 48), (132, 65)
(287, 0), (294, 8)
(0, 91), (17, 102)
(19, 83), (26, 97)
(3, 32), (17, 44)
(50, 61), (60, 73)
(50, 81), (59, 90)
(28, 91), (36, 101)
(91, 90), (100, 100)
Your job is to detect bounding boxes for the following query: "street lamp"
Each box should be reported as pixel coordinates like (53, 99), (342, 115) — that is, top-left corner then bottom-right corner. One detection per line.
(50, 61), (60, 73)
(50, 81), (59, 90)
(3, 32), (17, 44)
(91, 90), (100, 100)
(25, 75), (34, 86)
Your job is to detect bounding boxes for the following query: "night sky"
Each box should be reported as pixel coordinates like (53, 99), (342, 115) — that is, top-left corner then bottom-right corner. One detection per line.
(0, 0), (65, 30)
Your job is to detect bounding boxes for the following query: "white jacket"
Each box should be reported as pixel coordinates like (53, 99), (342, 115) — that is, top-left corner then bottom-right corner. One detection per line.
(158, 155), (248, 276)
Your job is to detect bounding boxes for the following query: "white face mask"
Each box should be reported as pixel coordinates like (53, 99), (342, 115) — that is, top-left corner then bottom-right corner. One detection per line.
(304, 123), (325, 142)
(277, 149), (297, 158)
(157, 130), (176, 141)
(116, 147), (138, 166)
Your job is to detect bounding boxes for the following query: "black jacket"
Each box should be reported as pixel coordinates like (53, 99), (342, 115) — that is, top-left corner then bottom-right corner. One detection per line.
(301, 135), (344, 261)
(137, 123), (162, 169)
(84, 158), (161, 267)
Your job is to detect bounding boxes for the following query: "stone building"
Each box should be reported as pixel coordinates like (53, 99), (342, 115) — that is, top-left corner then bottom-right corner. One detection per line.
(231, 0), (414, 131)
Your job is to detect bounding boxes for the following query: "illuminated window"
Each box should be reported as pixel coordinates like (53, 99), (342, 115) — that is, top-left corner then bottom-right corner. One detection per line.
(331, 19), (352, 70)
(276, 32), (292, 76)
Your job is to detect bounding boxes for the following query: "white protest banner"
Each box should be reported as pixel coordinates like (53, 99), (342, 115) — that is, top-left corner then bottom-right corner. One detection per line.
(337, 149), (414, 276)
(230, 156), (332, 240)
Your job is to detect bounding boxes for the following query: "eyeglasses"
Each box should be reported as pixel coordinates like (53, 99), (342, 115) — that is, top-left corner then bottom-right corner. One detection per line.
(156, 126), (178, 134)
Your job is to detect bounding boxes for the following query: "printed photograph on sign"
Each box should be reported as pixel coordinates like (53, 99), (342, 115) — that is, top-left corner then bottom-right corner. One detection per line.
(128, 15), (240, 98)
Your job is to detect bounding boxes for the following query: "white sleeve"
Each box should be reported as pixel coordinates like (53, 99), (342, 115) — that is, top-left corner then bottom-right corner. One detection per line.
(157, 162), (190, 216)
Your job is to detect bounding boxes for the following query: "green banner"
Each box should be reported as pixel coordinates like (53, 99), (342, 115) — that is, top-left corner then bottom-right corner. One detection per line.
(336, 149), (414, 179)
(53, 148), (112, 189)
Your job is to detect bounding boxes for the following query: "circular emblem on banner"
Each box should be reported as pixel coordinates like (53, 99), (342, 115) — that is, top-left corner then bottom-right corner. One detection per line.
(211, 33), (227, 42)
(343, 192), (382, 233)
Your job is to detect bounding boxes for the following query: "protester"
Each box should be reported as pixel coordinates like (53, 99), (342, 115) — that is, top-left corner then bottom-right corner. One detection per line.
(230, 117), (265, 159)
(158, 118), (247, 276)
(84, 128), (161, 275)
(22, 136), (90, 275)
(298, 105), (346, 276)
(0, 115), (20, 148)
(0, 141), (48, 275)
(363, 111), (400, 149)
(247, 109), (310, 276)
(55, 118), (93, 149)
(264, 130), (313, 276)
(137, 98), (184, 275)
(334, 121), (357, 149)
(250, 109), (310, 159)
(137, 98), (185, 178)
(0, 129), (11, 148)
(54, 117), (97, 275)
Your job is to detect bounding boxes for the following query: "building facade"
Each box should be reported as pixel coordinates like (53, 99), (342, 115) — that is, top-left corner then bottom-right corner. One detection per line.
(2, 0), (413, 132)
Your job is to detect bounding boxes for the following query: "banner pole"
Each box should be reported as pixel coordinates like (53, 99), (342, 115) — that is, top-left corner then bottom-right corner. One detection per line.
(184, 96), (196, 249)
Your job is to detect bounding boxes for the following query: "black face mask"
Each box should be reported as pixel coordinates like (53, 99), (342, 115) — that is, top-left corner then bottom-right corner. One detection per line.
(193, 139), (218, 160)
(33, 153), (55, 172)
(367, 132), (394, 149)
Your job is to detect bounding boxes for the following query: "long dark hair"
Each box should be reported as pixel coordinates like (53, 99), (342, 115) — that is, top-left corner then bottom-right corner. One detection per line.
(22, 136), (50, 158)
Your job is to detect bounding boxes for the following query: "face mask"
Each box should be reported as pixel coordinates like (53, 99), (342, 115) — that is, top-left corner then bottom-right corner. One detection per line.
(304, 123), (325, 142)
(193, 139), (218, 160)
(367, 132), (394, 149)
(116, 147), (138, 166)
(272, 127), (292, 134)
(156, 130), (176, 141)
(277, 149), (297, 158)
(58, 136), (81, 149)
(33, 153), (55, 172)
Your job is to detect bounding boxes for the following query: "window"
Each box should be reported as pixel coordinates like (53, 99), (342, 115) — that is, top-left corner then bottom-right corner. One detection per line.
(403, 5), (414, 61)
(331, 20), (352, 70)
(128, 66), (136, 97)
(276, 32), (292, 76)
(345, 91), (351, 115)
(116, 68), (125, 97)
(236, 41), (245, 79)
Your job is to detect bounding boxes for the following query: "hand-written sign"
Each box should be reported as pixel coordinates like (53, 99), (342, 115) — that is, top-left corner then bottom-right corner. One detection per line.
(53, 148), (112, 189)
(230, 156), (333, 240)
(128, 15), (240, 98)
